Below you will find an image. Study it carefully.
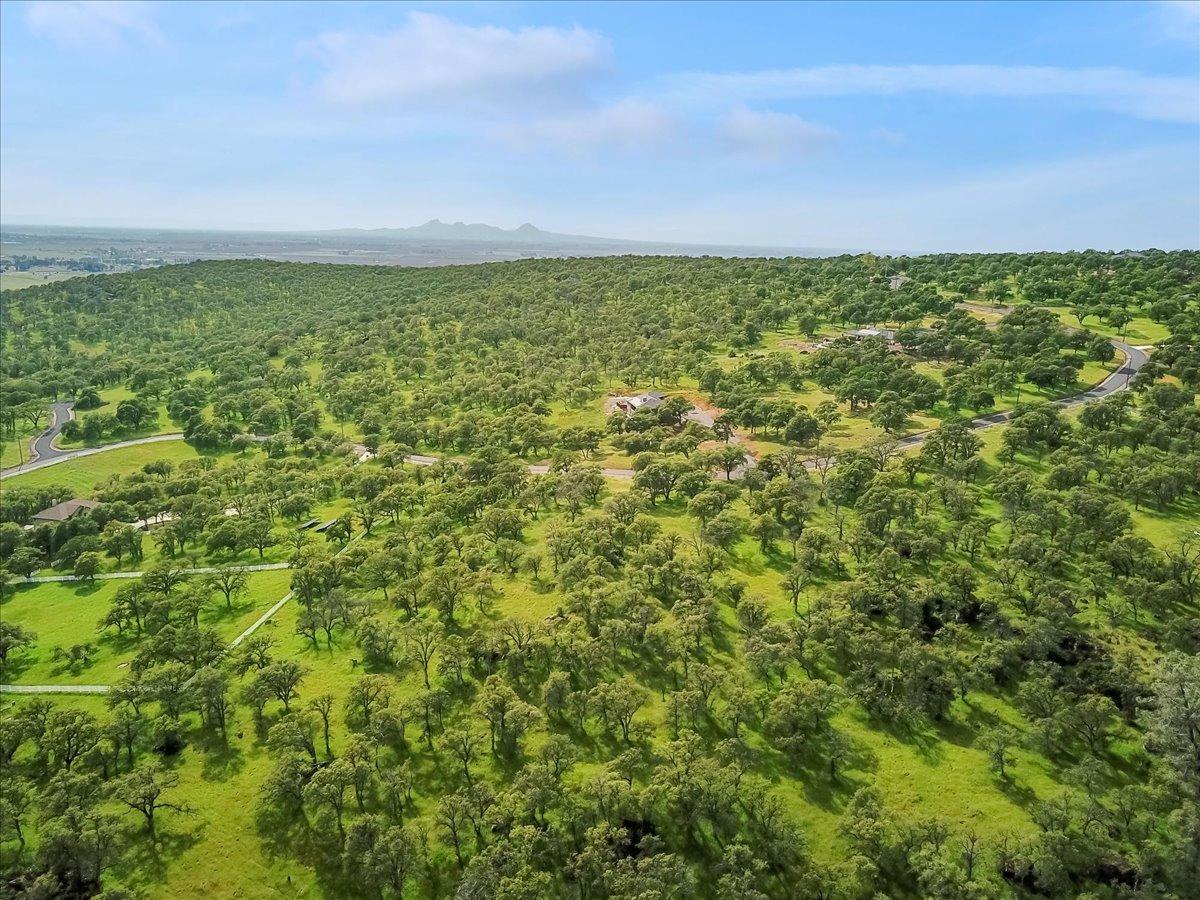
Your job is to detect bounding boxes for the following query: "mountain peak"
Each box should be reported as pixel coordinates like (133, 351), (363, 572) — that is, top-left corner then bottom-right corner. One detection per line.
(390, 219), (553, 242)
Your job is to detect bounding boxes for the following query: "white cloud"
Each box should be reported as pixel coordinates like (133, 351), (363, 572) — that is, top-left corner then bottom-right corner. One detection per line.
(720, 107), (834, 160)
(1156, 1), (1200, 25)
(309, 13), (609, 110)
(506, 100), (677, 154)
(26, 0), (161, 48)
(664, 64), (1199, 123)
(1152, 1), (1200, 43)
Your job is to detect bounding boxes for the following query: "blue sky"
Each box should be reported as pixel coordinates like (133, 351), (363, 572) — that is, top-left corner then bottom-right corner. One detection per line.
(2, 0), (1197, 252)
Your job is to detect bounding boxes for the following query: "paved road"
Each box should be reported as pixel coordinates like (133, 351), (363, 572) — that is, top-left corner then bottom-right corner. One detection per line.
(19, 561), (290, 584)
(2, 340), (1149, 485)
(29, 401), (76, 462)
(1, 431), (186, 479)
(0, 340), (1149, 695)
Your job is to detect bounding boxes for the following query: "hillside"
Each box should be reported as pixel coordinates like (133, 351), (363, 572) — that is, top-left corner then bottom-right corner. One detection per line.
(0, 251), (1198, 899)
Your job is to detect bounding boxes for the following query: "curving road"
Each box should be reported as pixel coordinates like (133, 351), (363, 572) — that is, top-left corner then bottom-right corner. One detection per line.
(894, 340), (1149, 450)
(2, 431), (185, 479)
(0, 340), (1152, 695)
(29, 401), (77, 462)
(1, 340), (1150, 484)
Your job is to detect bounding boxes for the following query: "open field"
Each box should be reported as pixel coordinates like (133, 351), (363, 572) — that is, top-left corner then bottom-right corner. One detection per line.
(1, 440), (210, 492)
(0, 269), (88, 291)
(1046, 306), (1171, 344)
(1, 569), (293, 686)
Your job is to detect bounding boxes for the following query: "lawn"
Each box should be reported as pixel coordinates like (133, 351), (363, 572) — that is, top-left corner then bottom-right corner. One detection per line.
(0, 417), (43, 469)
(1046, 306), (1171, 345)
(1130, 493), (1200, 547)
(1, 440), (215, 493)
(61, 384), (178, 447)
(1, 569), (293, 687)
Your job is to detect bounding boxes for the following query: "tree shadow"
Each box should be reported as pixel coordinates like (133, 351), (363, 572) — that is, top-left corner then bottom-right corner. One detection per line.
(873, 713), (946, 763)
(997, 776), (1039, 809)
(935, 703), (999, 749)
(1, 651), (36, 681)
(113, 818), (204, 893)
(195, 732), (247, 783)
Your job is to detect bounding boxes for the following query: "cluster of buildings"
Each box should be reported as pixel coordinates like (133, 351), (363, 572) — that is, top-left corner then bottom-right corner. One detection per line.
(796, 327), (906, 354)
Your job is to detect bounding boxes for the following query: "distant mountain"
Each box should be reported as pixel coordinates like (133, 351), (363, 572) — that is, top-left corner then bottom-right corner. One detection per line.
(327, 219), (621, 245)
(323, 220), (847, 256)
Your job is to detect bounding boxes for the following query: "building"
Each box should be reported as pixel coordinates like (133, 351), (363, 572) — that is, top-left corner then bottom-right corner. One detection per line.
(846, 327), (897, 341)
(613, 390), (667, 414)
(30, 498), (99, 524)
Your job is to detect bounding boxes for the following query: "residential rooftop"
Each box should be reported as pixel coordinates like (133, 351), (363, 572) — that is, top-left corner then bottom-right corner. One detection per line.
(31, 498), (99, 523)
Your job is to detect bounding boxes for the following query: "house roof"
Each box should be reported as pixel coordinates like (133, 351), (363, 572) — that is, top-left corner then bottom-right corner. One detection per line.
(614, 390), (668, 412)
(848, 327), (896, 340)
(31, 498), (100, 522)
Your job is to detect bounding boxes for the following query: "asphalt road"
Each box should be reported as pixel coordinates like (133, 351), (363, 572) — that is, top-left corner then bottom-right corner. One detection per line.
(0, 340), (1152, 695)
(1, 340), (1150, 483)
(893, 339), (1149, 450)
(1, 431), (185, 479)
(28, 401), (75, 462)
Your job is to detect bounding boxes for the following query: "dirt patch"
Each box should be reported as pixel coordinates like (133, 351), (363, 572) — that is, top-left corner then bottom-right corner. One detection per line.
(779, 338), (820, 353)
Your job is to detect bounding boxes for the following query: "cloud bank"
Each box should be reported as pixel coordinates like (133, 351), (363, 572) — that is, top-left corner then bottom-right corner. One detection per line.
(26, 0), (161, 48)
(663, 64), (1199, 124)
(310, 13), (609, 110)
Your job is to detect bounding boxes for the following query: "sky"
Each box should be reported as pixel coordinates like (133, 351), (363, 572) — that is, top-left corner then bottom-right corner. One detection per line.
(1, 0), (1198, 253)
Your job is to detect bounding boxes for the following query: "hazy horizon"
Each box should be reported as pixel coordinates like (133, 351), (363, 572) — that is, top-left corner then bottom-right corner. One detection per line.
(2, 1), (1199, 254)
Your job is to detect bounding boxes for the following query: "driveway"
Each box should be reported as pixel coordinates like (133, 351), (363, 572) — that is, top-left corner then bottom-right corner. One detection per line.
(28, 401), (75, 462)
(1, 431), (185, 479)
(1, 340), (1150, 485)
(892, 339), (1148, 450)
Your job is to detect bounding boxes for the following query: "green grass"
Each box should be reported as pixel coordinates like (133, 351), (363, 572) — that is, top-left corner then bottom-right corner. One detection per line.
(0, 419), (42, 468)
(1130, 493), (1200, 547)
(547, 398), (609, 432)
(0, 270), (87, 291)
(1, 440), (215, 492)
(1047, 306), (1171, 344)
(1, 569), (293, 686)
(62, 384), (177, 447)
